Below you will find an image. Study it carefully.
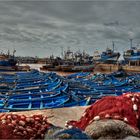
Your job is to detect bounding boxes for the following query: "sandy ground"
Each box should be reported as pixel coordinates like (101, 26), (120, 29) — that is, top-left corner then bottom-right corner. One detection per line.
(10, 106), (88, 128)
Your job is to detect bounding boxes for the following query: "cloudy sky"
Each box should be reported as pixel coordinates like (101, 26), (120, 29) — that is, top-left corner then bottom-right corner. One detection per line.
(0, 1), (140, 58)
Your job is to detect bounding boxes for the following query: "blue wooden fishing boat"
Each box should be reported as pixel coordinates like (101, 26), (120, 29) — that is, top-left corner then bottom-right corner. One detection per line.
(66, 72), (91, 79)
(15, 76), (56, 85)
(1, 74), (46, 84)
(0, 83), (65, 96)
(0, 95), (7, 109)
(7, 94), (68, 104)
(74, 87), (128, 96)
(108, 70), (128, 78)
(92, 86), (134, 95)
(58, 97), (91, 108)
(4, 95), (70, 111)
(8, 84), (69, 101)
(101, 93), (117, 97)
(58, 91), (91, 107)
(0, 109), (9, 113)
(76, 90), (102, 96)
(14, 77), (58, 89)
(15, 69), (39, 76)
(0, 100), (5, 109)
(0, 94), (7, 99)
(8, 91), (61, 102)
(15, 79), (61, 91)
(93, 81), (128, 90)
(0, 72), (58, 86)
(130, 84), (140, 92)
(2, 69), (39, 78)
(0, 79), (62, 94)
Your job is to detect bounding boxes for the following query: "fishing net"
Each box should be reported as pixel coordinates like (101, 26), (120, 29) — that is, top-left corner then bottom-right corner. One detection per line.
(66, 92), (140, 133)
(0, 113), (52, 139)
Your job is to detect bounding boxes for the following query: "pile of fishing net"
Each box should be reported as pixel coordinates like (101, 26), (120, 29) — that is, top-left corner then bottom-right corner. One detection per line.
(66, 92), (140, 139)
(0, 113), (91, 140)
(0, 113), (52, 139)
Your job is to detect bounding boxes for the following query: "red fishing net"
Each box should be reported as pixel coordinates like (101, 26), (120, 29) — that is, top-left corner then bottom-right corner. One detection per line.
(0, 113), (52, 139)
(66, 92), (140, 131)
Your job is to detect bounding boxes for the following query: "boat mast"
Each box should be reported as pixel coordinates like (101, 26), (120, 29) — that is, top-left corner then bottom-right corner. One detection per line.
(112, 41), (115, 51)
(13, 49), (16, 57)
(130, 39), (133, 49)
(61, 46), (63, 59)
(7, 50), (10, 57)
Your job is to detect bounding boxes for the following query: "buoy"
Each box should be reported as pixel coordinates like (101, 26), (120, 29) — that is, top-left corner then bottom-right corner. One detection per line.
(133, 104), (138, 111)
(93, 116), (100, 121)
(124, 117), (128, 122)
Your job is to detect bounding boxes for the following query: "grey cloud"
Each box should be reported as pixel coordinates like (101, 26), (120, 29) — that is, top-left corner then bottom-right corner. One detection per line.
(0, 1), (139, 57)
(104, 21), (120, 26)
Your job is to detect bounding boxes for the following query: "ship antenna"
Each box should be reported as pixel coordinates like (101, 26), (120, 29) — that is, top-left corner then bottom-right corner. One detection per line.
(130, 39), (133, 49)
(112, 41), (115, 51)
(7, 50), (10, 56)
(61, 46), (63, 58)
(13, 49), (16, 57)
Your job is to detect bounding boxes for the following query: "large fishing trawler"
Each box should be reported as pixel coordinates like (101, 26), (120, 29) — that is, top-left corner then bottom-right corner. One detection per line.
(0, 50), (17, 66)
(123, 39), (140, 62)
(93, 42), (120, 63)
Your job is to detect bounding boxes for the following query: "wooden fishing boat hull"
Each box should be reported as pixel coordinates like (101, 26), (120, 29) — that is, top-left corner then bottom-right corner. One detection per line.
(8, 91), (61, 102)
(0, 100), (5, 109)
(14, 78), (58, 89)
(72, 64), (94, 72)
(58, 98), (91, 108)
(4, 95), (69, 111)
(8, 84), (69, 102)
(60, 64), (94, 72)
(8, 79), (62, 94)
